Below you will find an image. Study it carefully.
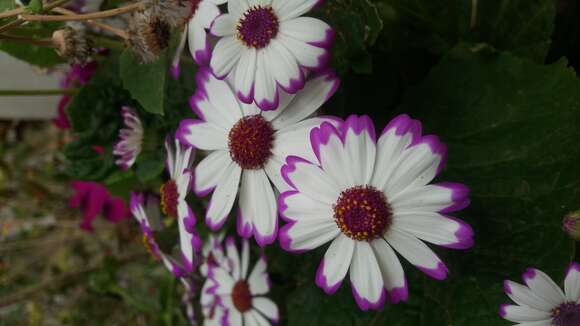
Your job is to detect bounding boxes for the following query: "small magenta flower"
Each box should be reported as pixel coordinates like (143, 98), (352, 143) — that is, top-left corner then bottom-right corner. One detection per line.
(501, 263), (580, 325)
(563, 210), (580, 241)
(209, 0), (334, 110)
(113, 107), (144, 170)
(278, 114), (473, 310)
(207, 237), (279, 326)
(177, 67), (339, 246)
(69, 181), (128, 232)
(53, 62), (99, 129)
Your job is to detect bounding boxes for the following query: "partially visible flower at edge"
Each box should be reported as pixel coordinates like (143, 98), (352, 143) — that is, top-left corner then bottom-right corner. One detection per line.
(113, 106), (144, 170)
(563, 210), (580, 241)
(69, 180), (128, 232)
(500, 262), (580, 325)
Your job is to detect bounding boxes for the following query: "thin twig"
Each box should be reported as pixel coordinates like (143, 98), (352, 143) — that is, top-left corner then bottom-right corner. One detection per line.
(0, 0), (72, 34)
(51, 7), (128, 39)
(0, 7), (23, 20)
(21, 1), (145, 22)
(0, 33), (54, 46)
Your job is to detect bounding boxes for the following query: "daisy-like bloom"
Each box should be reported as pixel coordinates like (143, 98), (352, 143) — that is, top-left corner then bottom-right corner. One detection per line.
(69, 181), (128, 232)
(113, 106), (144, 170)
(209, 237), (279, 325)
(170, 0), (227, 79)
(500, 262), (580, 325)
(278, 114), (474, 310)
(209, 0), (334, 110)
(177, 67), (340, 246)
(200, 233), (227, 277)
(53, 61), (98, 129)
(200, 234), (230, 326)
(162, 137), (201, 270)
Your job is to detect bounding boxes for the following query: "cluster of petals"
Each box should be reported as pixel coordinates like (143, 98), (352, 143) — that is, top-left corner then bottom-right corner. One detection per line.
(69, 180), (128, 232)
(278, 114), (473, 310)
(178, 67), (339, 246)
(500, 263), (580, 325)
(113, 106), (144, 170)
(163, 138), (202, 270)
(203, 236), (279, 326)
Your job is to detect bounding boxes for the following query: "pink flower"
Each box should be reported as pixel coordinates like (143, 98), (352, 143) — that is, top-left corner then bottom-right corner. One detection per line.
(69, 181), (128, 232)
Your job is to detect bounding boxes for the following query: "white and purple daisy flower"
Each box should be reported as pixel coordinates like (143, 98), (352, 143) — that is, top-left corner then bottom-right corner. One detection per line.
(171, 0), (227, 78)
(177, 67), (339, 246)
(209, 0), (334, 110)
(208, 237), (279, 326)
(200, 234), (231, 326)
(278, 114), (474, 310)
(200, 233), (228, 277)
(161, 137), (201, 270)
(500, 263), (580, 325)
(113, 106), (144, 170)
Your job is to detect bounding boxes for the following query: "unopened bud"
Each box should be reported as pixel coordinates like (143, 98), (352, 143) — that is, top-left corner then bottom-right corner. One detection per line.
(563, 210), (580, 240)
(52, 25), (92, 64)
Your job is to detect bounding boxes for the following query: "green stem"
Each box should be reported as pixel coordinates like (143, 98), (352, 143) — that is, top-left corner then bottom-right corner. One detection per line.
(0, 88), (77, 96)
(571, 238), (577, 262)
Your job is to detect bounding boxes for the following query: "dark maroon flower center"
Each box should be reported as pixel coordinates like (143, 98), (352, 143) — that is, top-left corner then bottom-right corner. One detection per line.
(228, 115), (275, 170)
(333, 186), (392, 241)
(160, 180), (179, 218)
(553, 302), (580, 326)
(236, 6), (279, 49)
(232, 280), (252, 312)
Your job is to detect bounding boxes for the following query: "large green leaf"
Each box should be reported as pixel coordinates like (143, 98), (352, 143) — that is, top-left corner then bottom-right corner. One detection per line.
(120, 50), (168, 115)
(394, 45), (579, 324)
(0, 24), (64, 67)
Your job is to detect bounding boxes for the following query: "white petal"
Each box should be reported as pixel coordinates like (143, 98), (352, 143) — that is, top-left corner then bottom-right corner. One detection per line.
(226, 237), (241, 280)
(278, 190), (333, 222)
(273, 118), (333, 164)
(279, 17), (332, 43)
(390, 183), (470, 214)
(279, 217), (338, 252)
(513, 321), (552, 326)
(264, 39), (303, 93)
(349, 241), (386, 310)
(384, 136), (447, 198)
(238, 170), (278, 246)
(228, 309), (243, 326)
(523, 268), (566, 306)
(254, 51), (279, 110)
(206, 164), (242, 229)
(228, 0), (250, 19)
(504, 280), (553, 312)
(178, 120), (228, 150)
(196, 1), (220, 28)
(565, 262), (580, 302)
(391, 211), (473, 249)
(310, 121), (355, 189)
(248, 256), (269, 295)
(276, 33), (327, 69)
(194, 150), (233, 195)
(188, 18), (211, 65)
(210, 13), (235, 36)
(200, 69), (243, 123)
(342, 115), (376, 185)
(271, 71), (339, 130)
(210, 37), (243, 78)
(234, 48), (257, 102)
(500, 305), (551, 323)
(212, 266), (235, 295)
(263, 155), (290, 193)
(253, 297), (279, 322)
(281, 156), (339, 204)
(371, 238), (408, 303)
(315, 234), (354, 294)
(272, 0), (319, 21)
(385, 228), (448, 280)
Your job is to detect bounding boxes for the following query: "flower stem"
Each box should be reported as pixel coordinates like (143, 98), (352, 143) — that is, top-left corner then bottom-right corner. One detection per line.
(51, 7), (129, 39)
(470, 0), (478, 29)
(20, 1), (145, 22)
(0, 33), (54, 46)
(0, 89), (77, 96)
(0, 7), (24, 20)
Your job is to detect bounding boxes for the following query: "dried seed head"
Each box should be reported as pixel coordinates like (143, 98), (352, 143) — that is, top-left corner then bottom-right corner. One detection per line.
(144, 0), (192, 27)
(127, 10), (171, 63)
(52, 25), (93, 64)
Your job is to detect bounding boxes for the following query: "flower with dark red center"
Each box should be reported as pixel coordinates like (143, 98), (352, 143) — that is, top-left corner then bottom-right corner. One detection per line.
(236, 6), (279, 49)
(228, 115), (275, 170)
(501, 263), (580, 325)
(333, 186), (392, 242)
(178, 68), (340, 246)
(160, 179), (179, 218)
(206, 237), (279, 325)
(278, 114), (473, 311)
(232, 280), (253, 312)
(210, 0), (335, 110)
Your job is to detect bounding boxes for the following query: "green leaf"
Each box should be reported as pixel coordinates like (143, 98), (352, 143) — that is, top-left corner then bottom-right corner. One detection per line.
(396, 44), (578, 324)
(120, 50), (168, 115)
(26, 0), (42, 13)
(0, 0), (15, 11)
(0, 25), (64, 67)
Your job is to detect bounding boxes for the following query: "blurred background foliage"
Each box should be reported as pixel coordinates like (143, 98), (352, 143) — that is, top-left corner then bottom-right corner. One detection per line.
(1, 0), (580, 325)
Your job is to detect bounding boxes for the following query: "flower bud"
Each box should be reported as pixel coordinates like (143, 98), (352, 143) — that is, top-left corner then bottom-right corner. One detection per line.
(52, 25), (92, 64)
(563, 210), (580, 240)
(127, 11), (171, 63)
